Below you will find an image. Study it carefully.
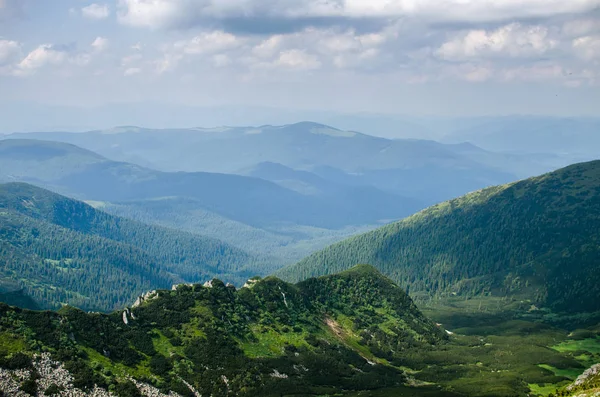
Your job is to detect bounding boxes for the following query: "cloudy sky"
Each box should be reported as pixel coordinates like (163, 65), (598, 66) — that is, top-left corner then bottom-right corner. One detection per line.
(0, 0), (599, 118)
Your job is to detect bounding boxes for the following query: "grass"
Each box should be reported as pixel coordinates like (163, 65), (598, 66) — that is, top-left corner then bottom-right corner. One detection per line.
(82, 346), (153, 379)
(239, 325), (310, 358)
(0, 332), (27, 355)
(538, 364), (583, 380)
(553, 337), (600, 354)
(152, 331), (182, 357)
(529, 382), (568, 396)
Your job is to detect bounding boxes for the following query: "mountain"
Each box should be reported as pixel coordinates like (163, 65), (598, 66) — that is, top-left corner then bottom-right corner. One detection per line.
(442, 116), (600, 156)
(0, 182), (261, 311)
(240, 161), (422, 219)
(5, 122), (492, 173)
(279, 160), (600, 313)
(0, 266), (452, 397)
(0, 139), (420, 229)
(5, 122), (527, 206)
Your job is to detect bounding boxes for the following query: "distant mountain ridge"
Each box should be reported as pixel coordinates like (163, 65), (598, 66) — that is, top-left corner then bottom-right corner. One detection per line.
(279, 160), (600, 313)
(6, 121), (559, 212)
(0, 139), (420, 229)
(6, 122), (518, 174)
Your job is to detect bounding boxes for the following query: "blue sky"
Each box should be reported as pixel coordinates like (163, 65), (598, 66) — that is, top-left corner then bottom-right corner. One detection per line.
(0, 0), (599, 117)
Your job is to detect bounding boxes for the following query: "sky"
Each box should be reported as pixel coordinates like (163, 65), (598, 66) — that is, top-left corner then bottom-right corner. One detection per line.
(0, 0), (599, 121)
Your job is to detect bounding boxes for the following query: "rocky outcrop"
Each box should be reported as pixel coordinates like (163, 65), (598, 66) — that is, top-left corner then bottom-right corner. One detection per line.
(132, 290), (159, 308)
(0, 353), (180, 397)
(566, 363), (600, 397)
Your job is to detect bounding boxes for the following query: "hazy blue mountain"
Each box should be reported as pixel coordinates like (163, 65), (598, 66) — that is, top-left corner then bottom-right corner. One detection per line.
(240, 161), (423, 217)
(6, 122), (517, 174)
(0, 139), (422, 229)
(5, 122), (536, 206)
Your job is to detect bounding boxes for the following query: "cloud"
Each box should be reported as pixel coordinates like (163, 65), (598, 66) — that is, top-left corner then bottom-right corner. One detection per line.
(82, 3), (110, 20)
(0, 39), (21, 66)
(124, 67), (142, 76)
(91, 37), (109, 52)
(276, 49), (321, 70)
(116, 0), (600, 33)
(573, 35), (600, 60)
(562, 17), (600, 38)
(15, 44), (68, 75)
(174, 31), (242, 55)
(108, 0), (600, 87)
(436, 23), (559, 61)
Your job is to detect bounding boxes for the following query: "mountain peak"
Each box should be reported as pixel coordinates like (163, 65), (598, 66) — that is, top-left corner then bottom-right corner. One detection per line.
(280, 121), (358, 138)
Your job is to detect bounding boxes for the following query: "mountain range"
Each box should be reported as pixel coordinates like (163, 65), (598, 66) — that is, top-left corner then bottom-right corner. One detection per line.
(5, 122), (540, 202)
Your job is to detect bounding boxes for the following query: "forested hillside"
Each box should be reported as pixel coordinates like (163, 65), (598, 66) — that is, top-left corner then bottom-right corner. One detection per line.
(280, 160), (600, 313)
(0, 182), (260, 311)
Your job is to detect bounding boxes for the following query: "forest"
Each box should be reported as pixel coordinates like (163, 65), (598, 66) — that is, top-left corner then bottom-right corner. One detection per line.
(0, 182), (263, 311)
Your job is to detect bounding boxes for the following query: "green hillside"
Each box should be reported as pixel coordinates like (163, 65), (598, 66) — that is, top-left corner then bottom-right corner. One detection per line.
(279, 160), (600, 313)
(0, 182), (260, 311)
(0, 266), (452, 396)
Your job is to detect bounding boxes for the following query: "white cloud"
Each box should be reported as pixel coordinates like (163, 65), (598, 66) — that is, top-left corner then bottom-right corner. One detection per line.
(174, 31), (242, 55)
(91, 37), (109, 52)
(82, 3), (110, 20)
(16, 44), (67, 75)
(573, 35), (600, 60)
(252, 36), (284, 58)
(437, 23), (558, 60)
(276, 49), (321, 70)
(0, 39), (21, 66)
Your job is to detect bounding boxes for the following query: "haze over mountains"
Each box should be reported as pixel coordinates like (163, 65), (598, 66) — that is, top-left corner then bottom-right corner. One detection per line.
(4, 120), (578, 203)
